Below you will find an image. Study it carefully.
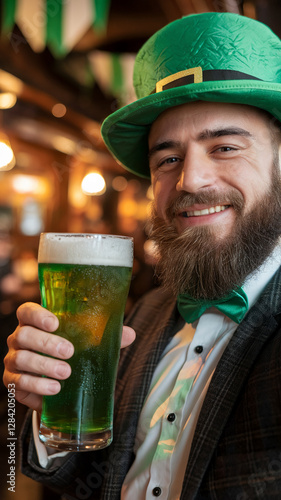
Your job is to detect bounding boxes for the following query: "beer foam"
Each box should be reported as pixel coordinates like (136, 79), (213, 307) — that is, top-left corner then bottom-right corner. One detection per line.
(38, 233), (133, 267)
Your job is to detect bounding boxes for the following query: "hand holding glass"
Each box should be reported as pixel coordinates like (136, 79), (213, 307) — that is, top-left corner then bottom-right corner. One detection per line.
(38, 233), (133, 451)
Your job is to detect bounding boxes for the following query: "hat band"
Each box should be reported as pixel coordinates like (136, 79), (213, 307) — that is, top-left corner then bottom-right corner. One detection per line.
(154, 67), (261, 93)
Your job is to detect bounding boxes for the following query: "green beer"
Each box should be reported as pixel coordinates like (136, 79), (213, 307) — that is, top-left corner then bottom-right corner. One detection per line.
(38, 233), (133, 451)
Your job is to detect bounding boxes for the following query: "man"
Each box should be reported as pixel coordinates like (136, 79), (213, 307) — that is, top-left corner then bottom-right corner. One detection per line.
(3, 11), (281, 499)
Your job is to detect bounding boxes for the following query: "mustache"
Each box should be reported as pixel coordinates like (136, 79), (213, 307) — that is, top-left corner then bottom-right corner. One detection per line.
(165, 189), (244, 221)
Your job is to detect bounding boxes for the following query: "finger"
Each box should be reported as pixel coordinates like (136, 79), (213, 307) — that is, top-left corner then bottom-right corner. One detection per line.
(17, 302), (59, 332)
(5, 370), (62, 398)
(121, 326), (136, 348)
(8, 326), (74, 360)
(6, 348), (71, 381)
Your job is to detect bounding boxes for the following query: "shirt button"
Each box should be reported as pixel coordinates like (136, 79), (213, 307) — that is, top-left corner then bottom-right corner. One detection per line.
(195, 345), (203, 354)
(152, 487), (162, 496)
(167, 413), (176, 422)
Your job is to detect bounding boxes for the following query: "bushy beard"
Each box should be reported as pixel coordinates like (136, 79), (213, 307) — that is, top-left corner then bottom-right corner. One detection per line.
(147, 168), (281, 300)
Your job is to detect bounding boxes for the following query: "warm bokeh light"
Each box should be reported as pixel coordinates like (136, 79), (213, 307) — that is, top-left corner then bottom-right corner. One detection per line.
(11, 175), (50, 197)
(13, 251), (39, 280)
(0, 141), (16, 170)
(52, 103), (67, 117)
(118, 197), (149, 220)
(81, 172), (106, 195)
(0, 70), (23, 95)
(51, 135), (76, 155)
(112, 176), (128, 191)
(0, 92), (17, 109)
(12, 175), (40, 193)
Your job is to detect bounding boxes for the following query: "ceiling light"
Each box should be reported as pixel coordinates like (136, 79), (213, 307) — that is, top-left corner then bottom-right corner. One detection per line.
(0, 138), (16, 171)
(81, 172), (106, 195)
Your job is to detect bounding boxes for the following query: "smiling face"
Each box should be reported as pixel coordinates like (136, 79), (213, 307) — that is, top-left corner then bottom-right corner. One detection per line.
(147, 101), (281, 299)
(149, 101), (275, 239)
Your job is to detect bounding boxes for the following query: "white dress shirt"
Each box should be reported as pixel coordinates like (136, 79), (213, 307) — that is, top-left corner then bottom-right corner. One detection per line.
(33, 244), (281, 500)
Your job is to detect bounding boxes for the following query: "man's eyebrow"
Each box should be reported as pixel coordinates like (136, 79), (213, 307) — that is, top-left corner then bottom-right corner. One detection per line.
(148, 140), (181, 159)
(148, 128), (253, 159)
(197, 127), (253, 141)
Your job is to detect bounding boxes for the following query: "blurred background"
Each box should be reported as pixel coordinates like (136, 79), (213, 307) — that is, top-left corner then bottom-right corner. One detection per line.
(0, 0), (280, 498)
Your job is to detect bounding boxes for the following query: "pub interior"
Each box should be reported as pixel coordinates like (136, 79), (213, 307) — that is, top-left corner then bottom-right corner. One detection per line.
(0, 1), (279, 499)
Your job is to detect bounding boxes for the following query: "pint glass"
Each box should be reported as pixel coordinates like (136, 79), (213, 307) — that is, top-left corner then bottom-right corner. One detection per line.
(38, 233), (133, 451)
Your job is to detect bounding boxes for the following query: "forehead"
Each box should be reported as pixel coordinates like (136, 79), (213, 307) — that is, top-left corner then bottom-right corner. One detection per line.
(149, 101), (272, 142)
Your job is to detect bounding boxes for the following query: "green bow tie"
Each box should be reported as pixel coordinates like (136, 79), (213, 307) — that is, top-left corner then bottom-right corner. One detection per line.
(177, 287), (249, 324)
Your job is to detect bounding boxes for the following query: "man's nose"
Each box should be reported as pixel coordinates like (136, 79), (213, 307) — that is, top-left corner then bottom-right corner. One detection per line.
(176, 150), (217, 193)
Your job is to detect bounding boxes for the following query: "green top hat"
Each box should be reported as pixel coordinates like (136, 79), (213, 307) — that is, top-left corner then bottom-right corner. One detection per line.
(101, 12), (281, 178)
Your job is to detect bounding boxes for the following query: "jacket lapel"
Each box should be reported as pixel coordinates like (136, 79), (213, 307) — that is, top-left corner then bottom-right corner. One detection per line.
(181, 268), (281, 498)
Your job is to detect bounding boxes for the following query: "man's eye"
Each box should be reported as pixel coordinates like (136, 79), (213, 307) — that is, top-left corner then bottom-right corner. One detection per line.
(216, 146), (237, 152)
(159, 157), (180, 167)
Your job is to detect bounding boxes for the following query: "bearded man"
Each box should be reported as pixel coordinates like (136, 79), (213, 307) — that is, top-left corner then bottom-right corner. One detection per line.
(4, 12), (281, 499)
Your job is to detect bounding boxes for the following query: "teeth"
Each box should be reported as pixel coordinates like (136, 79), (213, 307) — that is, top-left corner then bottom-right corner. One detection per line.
(183, 205), (228, 217)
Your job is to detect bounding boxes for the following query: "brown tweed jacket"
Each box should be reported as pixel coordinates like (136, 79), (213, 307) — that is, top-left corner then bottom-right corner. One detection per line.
(20, 268), (281, 499)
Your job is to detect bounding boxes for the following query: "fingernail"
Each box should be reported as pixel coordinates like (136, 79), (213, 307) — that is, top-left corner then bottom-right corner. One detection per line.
(57, 342), (73, 358)
(47, 381), (61, 394)
(55, 363), (70, 378)
(42, 316), (58, 331)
